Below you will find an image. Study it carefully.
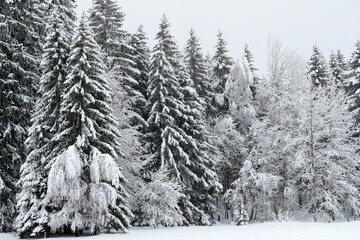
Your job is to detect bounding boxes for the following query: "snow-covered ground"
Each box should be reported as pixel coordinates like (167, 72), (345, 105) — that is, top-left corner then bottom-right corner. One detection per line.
(1, 221), (359, 240)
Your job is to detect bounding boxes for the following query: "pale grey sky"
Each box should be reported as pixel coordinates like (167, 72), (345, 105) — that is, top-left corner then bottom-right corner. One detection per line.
(76, 0), (360, 75)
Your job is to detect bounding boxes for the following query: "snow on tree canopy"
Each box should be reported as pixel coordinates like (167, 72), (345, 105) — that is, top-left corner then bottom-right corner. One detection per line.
(44, 15), (131, 235)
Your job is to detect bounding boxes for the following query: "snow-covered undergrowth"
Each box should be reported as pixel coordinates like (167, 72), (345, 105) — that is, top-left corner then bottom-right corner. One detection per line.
(1, 221), (359, 240)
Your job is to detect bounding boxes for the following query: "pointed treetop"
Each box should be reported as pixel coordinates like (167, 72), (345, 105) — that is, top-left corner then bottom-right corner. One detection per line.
(308, 44), (328, 88)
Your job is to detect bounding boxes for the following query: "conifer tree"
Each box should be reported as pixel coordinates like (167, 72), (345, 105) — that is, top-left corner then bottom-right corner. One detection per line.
(212, 31), (233, 96)
(177, 58), (222, 224)
(329, 50), (347, 88)
(184, 29), (214, 116)
(144, 17), (221, 225)
(129, 25), (151, 120)
(308, 45), (328, 87)
(46, 16), (131, 235)
(89, 0), (125, 60)
(244, 43), (259, 99)
(184, 29), (208, 98)
(204, 52), (213, 84)
(0, 0), (45, 232)
(347, 40), (360, 137)
(144, 17), (187, 225)
(89, 0), (144, 131)
(16, 9), (70, 237)
(48, 0), (77, 41)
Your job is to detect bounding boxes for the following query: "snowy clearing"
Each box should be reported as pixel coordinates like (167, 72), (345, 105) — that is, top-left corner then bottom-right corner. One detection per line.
(1, 221), (359, 240)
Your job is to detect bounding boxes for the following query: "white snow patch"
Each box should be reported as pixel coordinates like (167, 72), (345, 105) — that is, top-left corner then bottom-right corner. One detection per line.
(3, 221), (360, 240)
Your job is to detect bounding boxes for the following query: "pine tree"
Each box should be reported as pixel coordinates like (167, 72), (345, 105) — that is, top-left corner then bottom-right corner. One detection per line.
(45, 16), (131, 235)
(0, 0), (45, 232)
(15, 9), (70, 237)
(308, 45), (328, 88)
(212, 31), (233, 96)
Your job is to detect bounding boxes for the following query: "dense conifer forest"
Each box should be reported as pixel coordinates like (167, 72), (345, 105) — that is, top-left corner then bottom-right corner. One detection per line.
(0, 0), (359, 237)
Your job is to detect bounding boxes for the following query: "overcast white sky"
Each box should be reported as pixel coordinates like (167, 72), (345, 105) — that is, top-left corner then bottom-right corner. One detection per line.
(76, 0), (360, 75)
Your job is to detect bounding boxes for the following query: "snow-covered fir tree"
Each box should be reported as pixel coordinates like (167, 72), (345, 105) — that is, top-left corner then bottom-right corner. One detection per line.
(128, 25), (151, 120)
(204, 52), (213, 83)
(177, 57), (222, 224)
(89, 0), (145, 133)
(143, 17), (187, 226)
(347, 40), (360, 138)
(0, 0), (45, 232)
(16, 9), (70, 237)
(243, 43), (259, 99)
(308, 45), (328, 87)
(45, 16), (132, 235)
(144, 17), (221, 226)
(89, 0), (125, 63)
(47, 0), (77, 40)
(185, 29), (209, 99)
(89, 2), (149, 225)
(184, 29), (215, 117)
(329, 50), (347, 88)
(212, 31), (233, 100)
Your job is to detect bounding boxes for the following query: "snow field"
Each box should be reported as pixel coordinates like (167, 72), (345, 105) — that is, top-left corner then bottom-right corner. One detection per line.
(1, 221), (359, 240)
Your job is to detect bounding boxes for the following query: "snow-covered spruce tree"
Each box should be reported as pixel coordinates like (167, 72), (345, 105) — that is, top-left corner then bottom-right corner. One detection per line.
(45, 16), (132, 235)
(129, 25), (151, 120)
(184, 29), (213, 108)
(329, 50), (348, 89)
(347, 40), (360, 138)
(308, 44), (328, 87)
(89, 0), (145, 135)
(89, 0), (125, 62)
(0, 0), (45, 232)
(177, 57), (222, 224)
(48, 0), (76, 35)
(119, 25), (151, 225)
(212, 31), (233, 107)
(89, 1), (147, 225)
(143, 19), (187, 226)
(15, 9), (70, 237)
(143, 17), (221, 226)
(154, 15), (180, 70)
(244, 43), (259, 99)
(296, 82), (360, 222)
